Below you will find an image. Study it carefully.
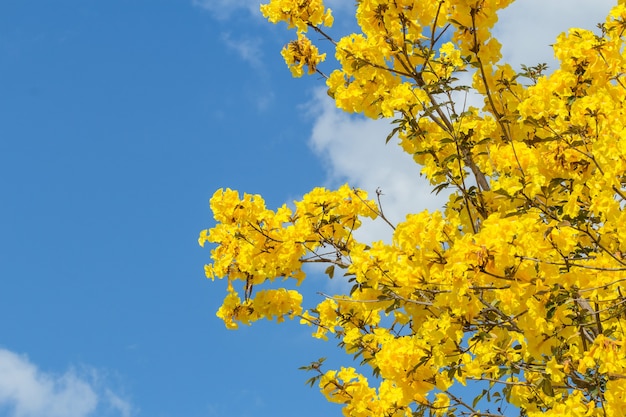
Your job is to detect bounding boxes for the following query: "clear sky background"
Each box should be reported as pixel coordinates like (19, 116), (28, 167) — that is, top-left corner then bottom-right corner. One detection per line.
(0, 1), (617, 416)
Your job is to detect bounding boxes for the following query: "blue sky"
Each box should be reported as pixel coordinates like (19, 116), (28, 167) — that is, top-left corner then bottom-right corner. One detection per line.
(0, 1), (617, 416)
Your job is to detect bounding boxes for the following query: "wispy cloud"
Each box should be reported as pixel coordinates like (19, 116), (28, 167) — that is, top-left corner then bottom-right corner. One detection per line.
(323, 0), (355, 15)
(495, 0), (615, 70)
(191, 0), (261, 20)
(254, 90), (275, 111)
(191, 0), (353, 23)
(105, 389), (133, 417)
(0, 348), (133, 417)
(220, 32), (265, 71)
(305, 89), (449, 243)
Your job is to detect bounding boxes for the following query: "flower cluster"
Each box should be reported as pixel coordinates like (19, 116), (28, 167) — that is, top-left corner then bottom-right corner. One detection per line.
(202, 1), (626, 415)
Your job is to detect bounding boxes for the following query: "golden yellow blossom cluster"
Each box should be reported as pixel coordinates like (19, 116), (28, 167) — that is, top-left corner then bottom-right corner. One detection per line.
(199, 185), (376, 329)
(200, 1), (626, 415)
(260, 0), (331, 77)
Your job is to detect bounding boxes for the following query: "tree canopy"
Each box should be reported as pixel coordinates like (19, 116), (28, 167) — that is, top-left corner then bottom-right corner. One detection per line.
(200, 1), (626, 415)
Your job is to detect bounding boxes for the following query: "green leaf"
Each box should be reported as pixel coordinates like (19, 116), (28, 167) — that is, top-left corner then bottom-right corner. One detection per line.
(442, 153), (460, 165)
(325, 265), (335, 279)
(384, 301), (397, 314)
(540, 377), (554, 396)
(350, 283), (360, 295)
(305, 375), (321, 388)
(472, 389), (487, 409)
(386, 126), (401, 144)
(432, 182), (450, 195)
(447, 367), (457, 381)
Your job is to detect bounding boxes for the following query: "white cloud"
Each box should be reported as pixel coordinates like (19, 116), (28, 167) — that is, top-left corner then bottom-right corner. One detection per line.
(104, 389), (133, 417)
(191, 0), (261, 20)
(305, 89), (449, 243)
(0, 348), (133, 417)
(450, 2), (618, 119)
(323, 0), (355, 14)
(219, 33), (275, 111)
(191, 0), (347, 18)
(255, 91), (275, 111)
(220, 32), (265, 70)
(495, 0), (615, 70)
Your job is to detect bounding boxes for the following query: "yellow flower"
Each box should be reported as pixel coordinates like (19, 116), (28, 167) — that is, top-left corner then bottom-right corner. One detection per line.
(432, 393), (450, 416)
(281, 33), (326, 77)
